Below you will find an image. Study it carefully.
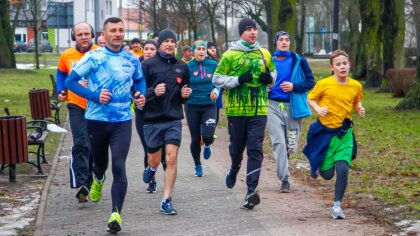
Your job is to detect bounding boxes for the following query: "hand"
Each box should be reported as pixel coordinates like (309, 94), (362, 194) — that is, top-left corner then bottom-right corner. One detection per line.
(154, 83), (166, 96)
(181, 84), (192, 98)
(316, 106), (329, 117)
(280, 82), (293, 92)
(258, 72), (272, 85)
(357, 106), (365, 117)
(58, 90), (67, 102)
(238, 70), (253, 84)
(134, 91), (146, 109)
(99, 89), (112, 104)
(210, 91), (218, 101)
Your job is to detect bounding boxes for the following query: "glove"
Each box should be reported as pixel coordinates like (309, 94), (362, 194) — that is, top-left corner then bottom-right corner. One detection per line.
(238, 70), (253, 84)
(258, 71), (272, 85)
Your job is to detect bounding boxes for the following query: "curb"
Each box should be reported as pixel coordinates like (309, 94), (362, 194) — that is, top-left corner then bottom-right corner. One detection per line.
(34, 118), (68, 236)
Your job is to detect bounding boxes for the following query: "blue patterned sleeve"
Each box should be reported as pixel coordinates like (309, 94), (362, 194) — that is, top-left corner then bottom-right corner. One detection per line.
(133, 59), (146, 95)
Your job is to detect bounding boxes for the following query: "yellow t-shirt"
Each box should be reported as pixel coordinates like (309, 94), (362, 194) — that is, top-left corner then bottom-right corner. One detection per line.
(308, 76), (363, 128)
(130, 49), (143, 58)
(57, 45), (99, 109)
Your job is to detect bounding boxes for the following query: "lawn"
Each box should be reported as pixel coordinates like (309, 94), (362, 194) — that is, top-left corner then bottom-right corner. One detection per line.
(0, 68), (67, 174)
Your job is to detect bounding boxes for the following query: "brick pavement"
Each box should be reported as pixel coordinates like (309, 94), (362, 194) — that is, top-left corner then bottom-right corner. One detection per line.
(35, 120), (390, 236)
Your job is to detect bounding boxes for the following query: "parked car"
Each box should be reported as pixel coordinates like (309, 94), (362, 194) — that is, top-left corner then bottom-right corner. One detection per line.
(14, 41), (28, 52)
(28, 39), (53, 53)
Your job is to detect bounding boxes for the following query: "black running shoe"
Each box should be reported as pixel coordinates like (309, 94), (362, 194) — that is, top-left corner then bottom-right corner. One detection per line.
(225, 168), (239, 189)
(242, 191), (260, 210)
(75, 186), (89, 203)
(146, 180), (157, 193)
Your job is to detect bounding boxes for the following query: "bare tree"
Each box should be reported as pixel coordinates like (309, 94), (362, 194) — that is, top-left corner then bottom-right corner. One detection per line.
(201, 0), (222, 44)
(0, 0), (16, 68)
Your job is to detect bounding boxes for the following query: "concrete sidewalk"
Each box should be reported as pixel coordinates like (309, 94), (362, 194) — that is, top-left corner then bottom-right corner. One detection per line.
(35, 119), (390, 235)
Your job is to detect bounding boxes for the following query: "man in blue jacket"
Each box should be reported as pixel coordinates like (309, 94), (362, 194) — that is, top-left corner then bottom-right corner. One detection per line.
(267, 31), (315, 193)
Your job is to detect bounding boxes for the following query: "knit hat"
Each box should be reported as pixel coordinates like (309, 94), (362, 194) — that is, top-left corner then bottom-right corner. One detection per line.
(157, 28), (176, 47)
(238, 17), (257, 36)
(182, 45), (192, 52)
(207, 41), (216, 48)
(131, 37), (141, 44)
(143, 39), (157, 49)
(273, 31), (291, 47)
(192, 41), (207, 52)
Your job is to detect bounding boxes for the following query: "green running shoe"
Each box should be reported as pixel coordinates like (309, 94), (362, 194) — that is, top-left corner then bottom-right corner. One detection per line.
(107, 212), (122, 233)
(89, 175), (105, 202)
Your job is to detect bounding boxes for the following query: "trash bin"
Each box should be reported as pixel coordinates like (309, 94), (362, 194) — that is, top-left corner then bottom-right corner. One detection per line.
(0, 116), (28, 182)
(29, 89), (51, 120)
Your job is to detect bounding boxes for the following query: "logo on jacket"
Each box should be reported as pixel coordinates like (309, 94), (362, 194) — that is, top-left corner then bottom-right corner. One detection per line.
(207, 73), (212, 78)
(176, 68), (182, 73)
(176, 76), (182, 84)
(193, 71), (199, 76)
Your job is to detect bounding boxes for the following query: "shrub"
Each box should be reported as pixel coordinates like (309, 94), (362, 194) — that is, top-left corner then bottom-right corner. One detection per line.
(386, 68), (417, 97)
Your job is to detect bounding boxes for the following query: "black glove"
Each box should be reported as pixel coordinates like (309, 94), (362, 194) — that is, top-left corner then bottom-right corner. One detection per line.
(238, 70), (253, 84)
(258, 71), (272, 85)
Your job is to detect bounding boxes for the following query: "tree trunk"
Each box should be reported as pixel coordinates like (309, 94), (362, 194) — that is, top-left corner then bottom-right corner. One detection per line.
(0, 0), (16, 69)
(295, 0), (305, 54)
(224, 0), (228, 51)
(396, 0), (420, 109)
(275, 0), (297, 49)
(348, 1), (360, 69)
(381, 0), (405, 91)
(355, 0), (383, 88)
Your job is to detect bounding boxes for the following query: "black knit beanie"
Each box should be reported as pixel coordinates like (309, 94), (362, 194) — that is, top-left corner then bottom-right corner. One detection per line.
(238, 17), (257, 36)
(143, 39), (157, 49)
(207, 41), (216, 48)
(157, 28), (177, 47)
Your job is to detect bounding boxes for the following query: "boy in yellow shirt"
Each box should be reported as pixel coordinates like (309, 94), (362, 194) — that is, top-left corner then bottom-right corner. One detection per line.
(303, 50), (365, 219)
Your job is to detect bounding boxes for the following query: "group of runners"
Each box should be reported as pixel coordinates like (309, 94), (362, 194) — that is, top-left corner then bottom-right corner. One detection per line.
(57, 16), (365, 233)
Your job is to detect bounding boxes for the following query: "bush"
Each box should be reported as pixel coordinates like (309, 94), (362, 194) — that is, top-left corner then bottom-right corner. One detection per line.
(386, 68), (417, 97)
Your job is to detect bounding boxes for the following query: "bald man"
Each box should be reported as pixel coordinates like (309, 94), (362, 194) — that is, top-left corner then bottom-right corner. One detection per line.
(56, 22), (99, 203)
(97, 35), (106, 47)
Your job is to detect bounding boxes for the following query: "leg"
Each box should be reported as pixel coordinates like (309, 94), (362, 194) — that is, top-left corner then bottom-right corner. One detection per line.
(109, 121), (131, 213)
(334, 160), (349, 202)
(87, 120), (109, 180)
(201, 104), (217, 146)
(185, 104), (203, 167)
(245, 116), (267, 194)
(163, 144), (179, 199)
(267, 102), (289, 182)
(68, 104), (91, 188)
(227, 117), (247, 170)
(134, 108), (149, 169)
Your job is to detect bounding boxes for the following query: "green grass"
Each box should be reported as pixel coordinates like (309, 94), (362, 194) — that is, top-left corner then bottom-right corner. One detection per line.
(14, 52), (60, 67)
(0, 69), (67, 174)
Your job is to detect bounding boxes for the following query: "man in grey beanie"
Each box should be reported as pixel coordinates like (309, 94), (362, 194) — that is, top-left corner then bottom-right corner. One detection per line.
(213, 17), (277, 210)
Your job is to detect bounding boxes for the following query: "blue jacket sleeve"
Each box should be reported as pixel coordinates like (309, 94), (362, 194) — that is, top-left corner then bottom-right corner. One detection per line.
(65, 70), (100, 102)
(292, 57), (315, 93)
(56, 69), (68, 92)
(133, 77), (146, 95)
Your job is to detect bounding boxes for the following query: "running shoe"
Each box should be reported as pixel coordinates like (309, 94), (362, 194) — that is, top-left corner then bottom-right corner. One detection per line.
(242, 191), (260, 210)
(331, 205), (346, 219)
(90, 175), (105, 202)
(225, 168), (239, 188)
(194, 165), (203, 177)
(143, 166), (156, 183)
(146, 179), (157, 193)
(160, 197), (177, 215)
(75, 185), (89, 203)
(203, 145), (212, 160)
(107, 212), (122, 233)
(280, 180), (291, 193)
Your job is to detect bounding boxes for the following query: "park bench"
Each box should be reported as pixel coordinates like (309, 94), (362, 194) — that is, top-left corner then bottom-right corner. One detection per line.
(0, 108), (48, 178)
(49, 74), (61, 125)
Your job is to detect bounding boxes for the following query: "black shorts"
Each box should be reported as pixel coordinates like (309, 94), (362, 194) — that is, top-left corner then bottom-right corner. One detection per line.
(143, 120), (182, 153)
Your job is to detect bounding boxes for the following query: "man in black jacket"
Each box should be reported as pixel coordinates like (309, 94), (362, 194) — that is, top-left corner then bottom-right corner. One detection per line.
(141, 28), (191, 215)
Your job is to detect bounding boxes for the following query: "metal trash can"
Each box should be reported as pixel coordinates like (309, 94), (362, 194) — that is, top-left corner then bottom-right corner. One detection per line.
(0, 116), (28, 182)
(29, 89), (51, 120)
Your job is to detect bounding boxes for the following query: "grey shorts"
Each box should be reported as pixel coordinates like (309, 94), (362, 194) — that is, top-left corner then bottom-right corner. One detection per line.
(143, 120), (182, 153)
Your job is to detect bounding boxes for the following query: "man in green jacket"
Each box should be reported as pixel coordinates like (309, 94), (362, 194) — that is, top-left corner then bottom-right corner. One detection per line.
(213, 17), (276, 210)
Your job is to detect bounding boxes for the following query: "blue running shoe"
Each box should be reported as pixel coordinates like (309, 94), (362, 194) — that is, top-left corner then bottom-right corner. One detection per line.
(194, 165), (203, 177)
(203, 145), (212, 160)
(146, 179), (157, 193)
(143, 166), (156, 183)
(160, 197), (177, 215)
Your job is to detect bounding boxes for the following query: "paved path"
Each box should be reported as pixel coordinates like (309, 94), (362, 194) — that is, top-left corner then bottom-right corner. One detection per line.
(36, 119), (391, 236)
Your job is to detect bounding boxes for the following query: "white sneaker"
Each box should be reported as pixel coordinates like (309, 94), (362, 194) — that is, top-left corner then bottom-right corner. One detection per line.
(331, 205), (346, 219)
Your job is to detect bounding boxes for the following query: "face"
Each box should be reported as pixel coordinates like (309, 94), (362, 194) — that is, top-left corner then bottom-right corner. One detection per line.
(102, 21), (125, 51)
(143, 44), (157, 60)
(97, 36), (106, 47)
(74, 23), (93, 51)
(207, 46), (217, 56)
(194, 46), (207, 61)
(183, 49), (192, 58)
(240, 27), (258, 44)
(131, 42), (142, 51)
(123, 44), (131, 51)
(330, 55), (351, 79)
(159, 38), (176, 55)
(276, 35), (290, 52)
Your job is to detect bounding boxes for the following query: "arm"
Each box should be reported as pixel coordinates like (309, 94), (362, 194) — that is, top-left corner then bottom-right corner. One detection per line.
(56, 69), (68, 93)
(212, 51), (242, 89)
(308, 98), (328, 117)
(65, 70), (100, 102)
(292, 57), (315, 93)
(353, 101), (365, 117)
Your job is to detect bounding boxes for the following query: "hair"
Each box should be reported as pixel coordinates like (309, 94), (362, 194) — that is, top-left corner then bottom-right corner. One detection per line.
(103, 17), (124, 30)
(330, 50), (350, 65)
(71, 22), (94, 41)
